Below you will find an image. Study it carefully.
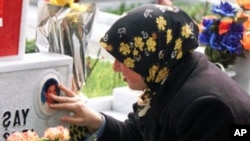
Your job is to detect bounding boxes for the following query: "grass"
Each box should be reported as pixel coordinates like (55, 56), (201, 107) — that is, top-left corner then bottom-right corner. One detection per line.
(82, 58), (127, 98)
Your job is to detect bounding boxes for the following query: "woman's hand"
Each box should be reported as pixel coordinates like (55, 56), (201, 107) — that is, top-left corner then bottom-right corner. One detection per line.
(49, 84), (102, 133)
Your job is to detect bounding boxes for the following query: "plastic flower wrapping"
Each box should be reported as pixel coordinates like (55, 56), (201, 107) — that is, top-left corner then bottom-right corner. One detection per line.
(199, 0), (250, 68)
(36, 0), (97, 91)
(6, 126), (70, 141)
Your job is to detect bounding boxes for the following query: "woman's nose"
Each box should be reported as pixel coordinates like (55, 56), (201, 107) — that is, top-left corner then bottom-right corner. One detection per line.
(113, 59), (121, 72)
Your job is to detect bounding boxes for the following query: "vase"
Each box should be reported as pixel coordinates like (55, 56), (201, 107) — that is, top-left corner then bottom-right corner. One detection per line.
(231, 51), (250, 94)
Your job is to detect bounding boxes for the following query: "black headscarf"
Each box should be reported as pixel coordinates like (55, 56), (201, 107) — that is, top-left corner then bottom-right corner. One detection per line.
(100, 4), (199, 117)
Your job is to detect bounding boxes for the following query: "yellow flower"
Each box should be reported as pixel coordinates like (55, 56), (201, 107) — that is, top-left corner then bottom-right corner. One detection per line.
(119, 42), (131, 55)
(166, 29), (173, 44)
(124, 58), (135, 68)
(156, 16), (167, 31)
(50, 0), (74, 6)
(65, 11), (79, 23)
(134, 37), (144, 51)
(146, 37), (157, 52)
(174, 38), (183, 59)
(70, 3), (89, 12)
(133, 49), (139, 56)
(181, 24), (192, 38)
(146, 65), (159, 82)
(155, 67), (169, 83)
(100, 42), (113, 51)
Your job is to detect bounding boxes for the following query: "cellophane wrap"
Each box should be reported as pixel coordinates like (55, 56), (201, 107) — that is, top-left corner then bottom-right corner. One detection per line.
(36, 2), (97, 91)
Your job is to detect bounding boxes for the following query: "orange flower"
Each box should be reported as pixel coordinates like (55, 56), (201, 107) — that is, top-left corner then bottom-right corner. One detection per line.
(237, 12), (250, 30)
(236, 0), (250, 10)
(243, 16), (250, 31)
(218, 18), (232, 35)
(241, 32), (250, 50)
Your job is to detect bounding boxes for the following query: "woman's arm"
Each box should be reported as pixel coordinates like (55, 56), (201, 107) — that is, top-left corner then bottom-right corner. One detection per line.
(99, 112), (142, 141)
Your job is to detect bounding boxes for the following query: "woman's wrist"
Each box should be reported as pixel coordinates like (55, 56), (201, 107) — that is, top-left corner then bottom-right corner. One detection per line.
(87, 112), (103, 133)
(85, 114), (106, 141)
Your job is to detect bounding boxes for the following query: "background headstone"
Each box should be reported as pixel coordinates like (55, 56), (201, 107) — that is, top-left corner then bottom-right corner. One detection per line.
(0, 0), (27, 60)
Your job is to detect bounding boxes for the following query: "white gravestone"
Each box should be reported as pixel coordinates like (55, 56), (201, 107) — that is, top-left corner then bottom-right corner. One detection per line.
(0, 52), (73, 140)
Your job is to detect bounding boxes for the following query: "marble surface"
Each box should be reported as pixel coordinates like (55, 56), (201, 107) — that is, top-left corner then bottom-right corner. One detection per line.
(0, 53), (73, 139)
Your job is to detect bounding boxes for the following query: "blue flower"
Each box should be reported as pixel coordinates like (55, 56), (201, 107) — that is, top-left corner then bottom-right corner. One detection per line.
(211, 1), (236, 17)
(199, 18), (216, 46)
(209, 33), (225, 50)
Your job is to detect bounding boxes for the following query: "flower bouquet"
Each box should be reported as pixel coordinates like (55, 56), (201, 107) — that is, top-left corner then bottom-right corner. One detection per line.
(199, 0), (250, 69)
(36, 0), (97, 91)
(6, 126), (70, 141)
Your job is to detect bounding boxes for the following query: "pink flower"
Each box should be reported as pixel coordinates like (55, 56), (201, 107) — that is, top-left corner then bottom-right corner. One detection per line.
(7, 131), (39, 141)
(42, 126), (70, 141)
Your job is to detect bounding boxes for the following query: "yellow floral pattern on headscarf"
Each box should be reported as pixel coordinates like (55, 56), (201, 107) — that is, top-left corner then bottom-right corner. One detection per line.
(119, 42), (131, 55)
(155, 67), (169, 83)
(146, 65), (169, 83)
(124, 57), (135, 68)
(100, 42), (113, 51)
(166, 29), (173, 44)
(182, 24), (192, 38)
(146, 37), (157, 52)
(134, 37), (145, 51)
(146, 65), (159, 82)
(133, 49), (139, 56)
(174, 38), (183, 59)
(156, 16), (167, 31)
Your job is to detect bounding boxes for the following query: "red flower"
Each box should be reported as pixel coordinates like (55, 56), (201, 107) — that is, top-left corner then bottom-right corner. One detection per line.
(218, 18), (232, 35)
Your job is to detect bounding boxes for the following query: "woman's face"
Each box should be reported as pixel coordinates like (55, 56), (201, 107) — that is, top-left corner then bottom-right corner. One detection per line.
(113, 59), (148, 90)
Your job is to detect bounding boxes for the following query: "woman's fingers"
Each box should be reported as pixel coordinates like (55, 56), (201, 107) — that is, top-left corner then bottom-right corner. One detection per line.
(50, 94), (76, 103)
(50, 95), (83, 111)
(60, 116), (85, 125)
(49, 101), (83, 115)
(58, 84), (75, 97)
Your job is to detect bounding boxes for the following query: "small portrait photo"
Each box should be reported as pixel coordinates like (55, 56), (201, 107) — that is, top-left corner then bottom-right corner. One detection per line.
(40, 78), (60, 114)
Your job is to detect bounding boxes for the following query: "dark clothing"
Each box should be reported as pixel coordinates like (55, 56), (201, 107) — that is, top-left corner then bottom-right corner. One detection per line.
(99, 52), (250, 141)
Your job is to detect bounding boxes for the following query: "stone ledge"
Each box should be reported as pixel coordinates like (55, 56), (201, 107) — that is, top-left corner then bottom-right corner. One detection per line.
(86, 86), (142, 121)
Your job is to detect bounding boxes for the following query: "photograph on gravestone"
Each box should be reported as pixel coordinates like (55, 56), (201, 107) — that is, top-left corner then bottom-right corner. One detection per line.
(36, 73), (61, 116)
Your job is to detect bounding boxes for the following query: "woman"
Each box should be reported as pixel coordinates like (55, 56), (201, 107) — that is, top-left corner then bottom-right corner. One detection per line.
(50, 4), (250, 141)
